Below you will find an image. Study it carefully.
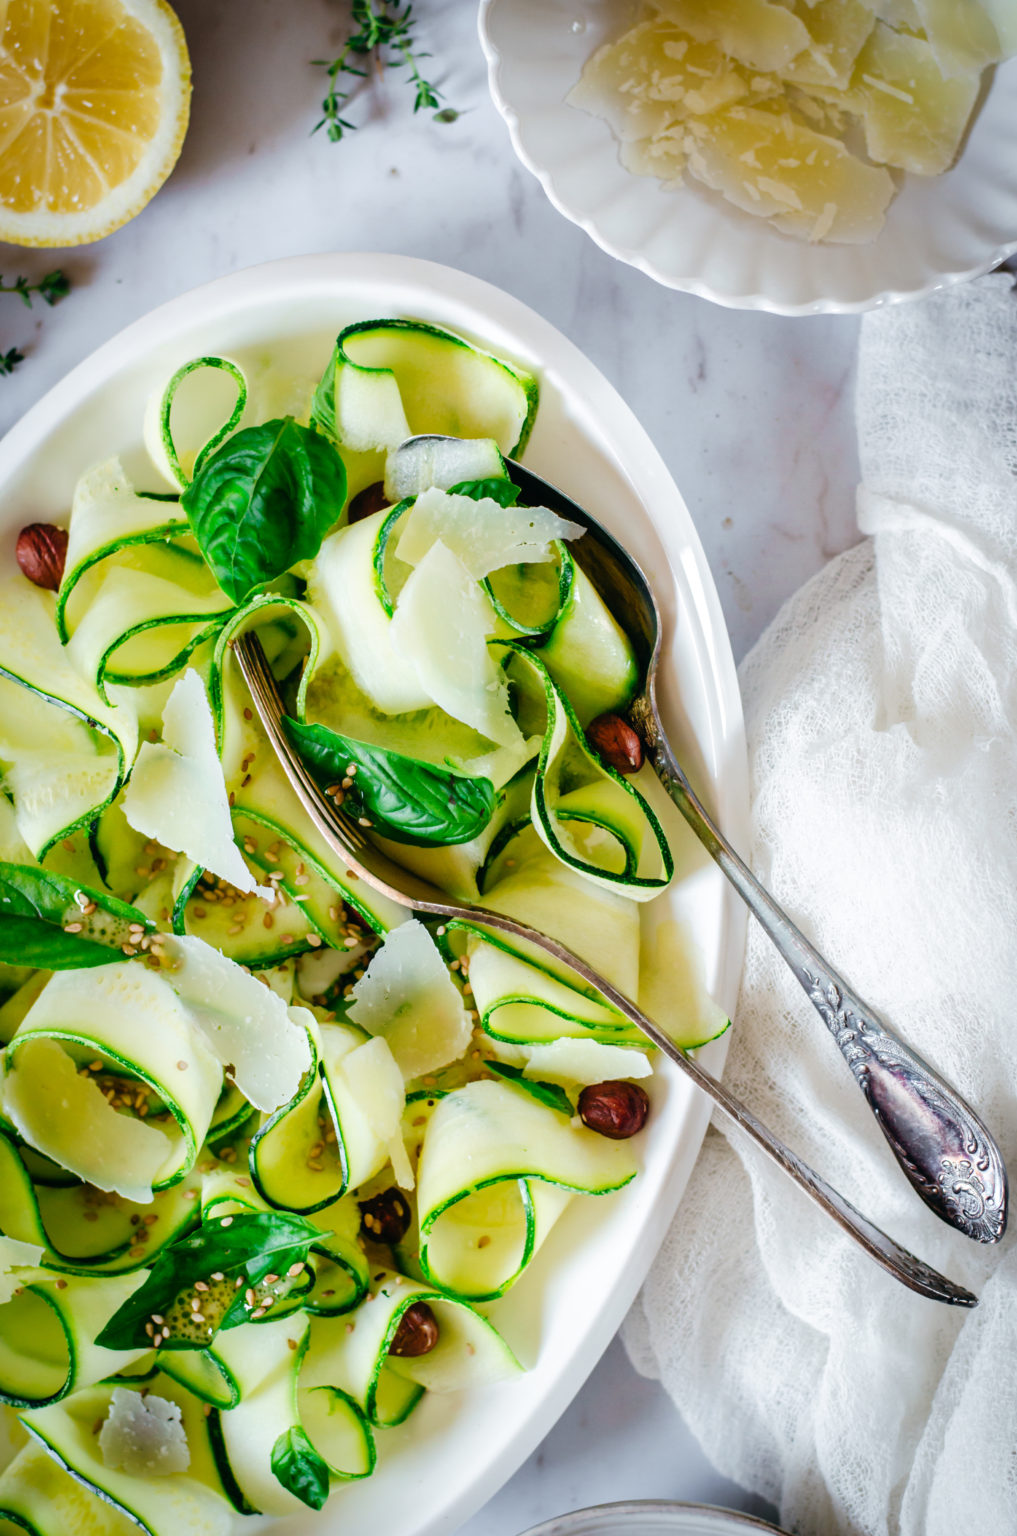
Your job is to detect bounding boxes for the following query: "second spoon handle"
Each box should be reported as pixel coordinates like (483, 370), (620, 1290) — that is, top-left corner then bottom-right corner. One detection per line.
(631, 692), (1007, 1245)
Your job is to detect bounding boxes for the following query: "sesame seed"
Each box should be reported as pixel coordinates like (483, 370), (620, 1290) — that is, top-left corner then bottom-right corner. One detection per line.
(245, 1288), (256, 1306)
(219, 1217), (233, 1227)
(307, 933), (322, 948)
(211, 1273), (224, 1283)
(55, 1278), (67, 1289)
(243, 707), (252, 720)
(176, 1060), (188, 1071)
(194, 1280), (209, 1292)
(63, 922), (83, 934)
(478, 1235), (491, 1249)
(287, 1262), (305, 1278)
(287, 1338), (298, 1351)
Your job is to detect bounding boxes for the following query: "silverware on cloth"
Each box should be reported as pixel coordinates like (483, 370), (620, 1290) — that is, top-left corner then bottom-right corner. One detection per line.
(231, 440), (1006, 1306)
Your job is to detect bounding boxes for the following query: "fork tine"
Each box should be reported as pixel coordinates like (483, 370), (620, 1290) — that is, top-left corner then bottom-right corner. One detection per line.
(231, 632), (370, 863)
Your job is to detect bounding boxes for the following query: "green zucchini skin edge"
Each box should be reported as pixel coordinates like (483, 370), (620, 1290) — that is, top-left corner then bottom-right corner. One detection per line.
(312, 318), (539, 460)
(3, 1031), (199, 1194)
(206, 1408), (261, 1516)
(0, 1287), (73, 1409)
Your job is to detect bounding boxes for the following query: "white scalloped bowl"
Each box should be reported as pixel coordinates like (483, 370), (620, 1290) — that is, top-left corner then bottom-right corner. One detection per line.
(479, 0), (1017, 315)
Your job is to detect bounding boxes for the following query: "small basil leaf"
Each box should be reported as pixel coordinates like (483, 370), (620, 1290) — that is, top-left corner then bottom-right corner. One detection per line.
(283, 718), (495, 847)
(447, 477), (520, 507)
(182, 417), (346, 604)
(271, 1427), (330, 1511)
(486, 1061), (574, 1117)
(95, 1211), (321, 1352)
(0, 863), (149, 970)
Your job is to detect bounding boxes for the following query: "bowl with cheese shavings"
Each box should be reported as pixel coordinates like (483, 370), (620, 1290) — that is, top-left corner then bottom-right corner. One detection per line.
(479, 0), (1017, 313)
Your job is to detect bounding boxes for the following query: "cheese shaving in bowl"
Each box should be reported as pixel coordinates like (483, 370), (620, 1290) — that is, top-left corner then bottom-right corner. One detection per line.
(567, 0), (1016, 244)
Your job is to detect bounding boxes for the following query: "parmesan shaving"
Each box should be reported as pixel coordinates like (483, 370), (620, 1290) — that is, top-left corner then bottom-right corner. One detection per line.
(160, 935), (312, 1112)
(123, 669), (272, 901)
(395, 486), (584, 578)
(99, 1389), (190, 1477)
(568, 1), (1006, 243)
(388, 541), (523, 749)
(348, 919), (472, 1081)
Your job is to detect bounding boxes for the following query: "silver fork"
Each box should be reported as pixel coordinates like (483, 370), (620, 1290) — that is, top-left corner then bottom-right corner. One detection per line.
(234, 631), (976, 1306)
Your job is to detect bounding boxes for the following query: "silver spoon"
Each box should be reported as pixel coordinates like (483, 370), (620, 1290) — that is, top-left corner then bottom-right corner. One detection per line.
(496, 442), (1006, 1248)
(234, 631), (975, 1306)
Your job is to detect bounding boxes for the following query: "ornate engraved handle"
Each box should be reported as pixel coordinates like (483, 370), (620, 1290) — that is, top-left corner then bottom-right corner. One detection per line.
(630, 692), (1008, 1245)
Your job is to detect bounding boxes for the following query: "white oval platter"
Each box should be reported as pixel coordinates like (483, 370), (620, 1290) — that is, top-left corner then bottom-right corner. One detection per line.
(0, 253), (748, 1536)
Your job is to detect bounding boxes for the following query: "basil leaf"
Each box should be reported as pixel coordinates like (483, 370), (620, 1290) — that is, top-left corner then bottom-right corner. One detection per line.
(448, 477), (520, 507)
(95, 1211), (321, 1352)
(0, 863), (149, 970)
(486, 1061), (574, 1117)
(271, 1427), (330, 1511)
(283, 718), (495, 847)
(182, 417), (346, 604)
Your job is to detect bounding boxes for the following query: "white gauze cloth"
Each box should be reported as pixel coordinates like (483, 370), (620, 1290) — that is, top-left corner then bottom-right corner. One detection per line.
(624, 272), (1017, 1536)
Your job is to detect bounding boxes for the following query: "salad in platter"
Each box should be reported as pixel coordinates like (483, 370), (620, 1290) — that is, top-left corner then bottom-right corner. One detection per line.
(0, 318), (727, 1533)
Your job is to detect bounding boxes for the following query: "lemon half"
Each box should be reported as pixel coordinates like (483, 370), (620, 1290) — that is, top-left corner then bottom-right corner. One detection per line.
(0, 0), (191, 247)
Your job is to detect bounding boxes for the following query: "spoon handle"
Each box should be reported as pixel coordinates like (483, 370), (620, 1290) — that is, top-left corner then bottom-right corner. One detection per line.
(630, 693), (1007, 1245)
(234, 630), (975, 1308)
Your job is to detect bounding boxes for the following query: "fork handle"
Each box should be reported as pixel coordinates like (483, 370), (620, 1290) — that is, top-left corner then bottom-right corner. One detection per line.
(232, 631), (977, 1304)
(464, 905), (976, 1306)
(629, 692), (1007, 1246)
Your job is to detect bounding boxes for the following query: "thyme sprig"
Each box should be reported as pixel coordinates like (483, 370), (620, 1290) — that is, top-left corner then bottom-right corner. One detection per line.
(312, 1), (456, 144)
(0, 269), (71, 377)
(0, 270), (71, 308)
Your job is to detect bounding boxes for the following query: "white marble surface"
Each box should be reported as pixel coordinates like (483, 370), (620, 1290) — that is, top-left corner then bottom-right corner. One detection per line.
(0, 1), (863, 1530)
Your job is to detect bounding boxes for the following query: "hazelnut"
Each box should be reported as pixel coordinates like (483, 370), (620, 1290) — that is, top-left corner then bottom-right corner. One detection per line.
(586, 712), (643, 775)
(358, 1187), (412, 1246)
(347, 481), (391, 524)
(388, 1301), (439, 1358)
(578, 1080), (650, 1140)
(16, 523), (68, 591)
